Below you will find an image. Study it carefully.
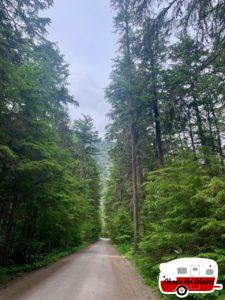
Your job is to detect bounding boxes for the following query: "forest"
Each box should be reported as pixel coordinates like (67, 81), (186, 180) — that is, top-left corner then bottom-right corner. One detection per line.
(104, 0), (225, 299)
(0, 0), (101, 271)
(1, 0), (225, 299)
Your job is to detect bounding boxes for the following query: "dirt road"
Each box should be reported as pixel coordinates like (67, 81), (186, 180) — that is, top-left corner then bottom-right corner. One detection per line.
(0, 239), (157, 300)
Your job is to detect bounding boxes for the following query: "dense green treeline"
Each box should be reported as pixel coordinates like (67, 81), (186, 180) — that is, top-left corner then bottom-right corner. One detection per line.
(0, 1), (101, 267)
(105, 0), (225, 298)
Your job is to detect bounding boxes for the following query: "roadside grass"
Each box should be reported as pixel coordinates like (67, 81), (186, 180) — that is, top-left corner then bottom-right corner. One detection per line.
(114, 243), (222, 300)
(0, 243), (88, 287)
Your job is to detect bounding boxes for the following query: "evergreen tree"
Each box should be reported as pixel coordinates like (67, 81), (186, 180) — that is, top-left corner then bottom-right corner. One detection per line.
(105, 1), (225, 297)
(0, 0), (101, 266)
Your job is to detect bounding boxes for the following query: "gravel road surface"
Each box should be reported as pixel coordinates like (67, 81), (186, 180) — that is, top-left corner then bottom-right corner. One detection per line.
(0, 239), (157, 300)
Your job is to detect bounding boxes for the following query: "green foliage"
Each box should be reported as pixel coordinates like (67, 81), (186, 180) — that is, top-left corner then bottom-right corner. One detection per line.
(107, 207), (133, 244)
(0, 0), (101, 269)
(140, 159), (225, 298)
(105, 1), (225, 298)
(115, 243), (132, 257)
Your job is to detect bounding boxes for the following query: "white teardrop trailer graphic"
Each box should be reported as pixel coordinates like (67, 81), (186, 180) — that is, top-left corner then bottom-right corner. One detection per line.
(159, 258), (223, 298)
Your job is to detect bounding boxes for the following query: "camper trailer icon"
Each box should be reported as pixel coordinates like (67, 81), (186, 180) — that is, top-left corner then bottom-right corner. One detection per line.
(159, 258), (223, 298)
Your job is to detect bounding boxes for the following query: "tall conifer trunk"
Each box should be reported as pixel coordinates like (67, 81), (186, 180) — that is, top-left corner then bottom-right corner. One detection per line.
(124, 0), (139, 253)
(150, 51), (163, 167)
(210, 104), (224, 167)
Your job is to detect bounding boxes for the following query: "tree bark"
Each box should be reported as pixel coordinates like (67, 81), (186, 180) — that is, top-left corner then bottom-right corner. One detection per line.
(130, 119), (139, 254)
(206, 109), (215, 151)
(211, 105), (224, 167)
(0, 198), (15, 265)
(191, 91), (207, 148)
(124, 0), (139, 253)
(187, 109), (196, 154)
(150, 56), (163, 167)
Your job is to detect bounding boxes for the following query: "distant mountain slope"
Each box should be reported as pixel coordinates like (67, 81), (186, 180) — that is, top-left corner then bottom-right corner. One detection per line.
(95, 140), (113, 188)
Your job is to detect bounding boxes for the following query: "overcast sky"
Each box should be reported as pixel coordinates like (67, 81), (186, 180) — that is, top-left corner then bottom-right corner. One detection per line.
(45, 0), (117, 137)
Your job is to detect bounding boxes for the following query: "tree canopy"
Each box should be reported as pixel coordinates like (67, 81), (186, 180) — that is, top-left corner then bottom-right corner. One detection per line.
(105, 0), (225, 297)
(0, 0), (101, 266)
